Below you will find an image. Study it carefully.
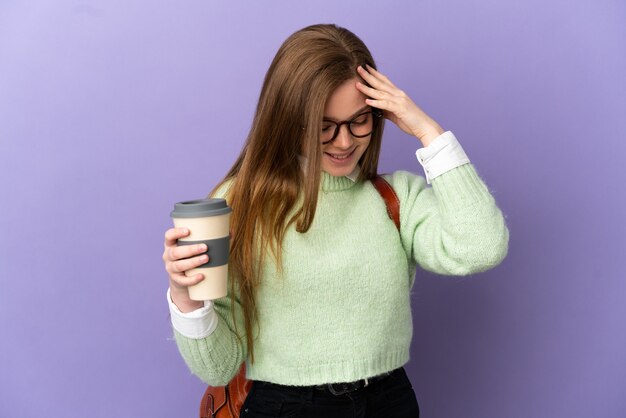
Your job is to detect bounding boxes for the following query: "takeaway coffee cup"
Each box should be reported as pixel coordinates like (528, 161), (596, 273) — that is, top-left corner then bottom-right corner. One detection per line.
(170, 198), (232, 301)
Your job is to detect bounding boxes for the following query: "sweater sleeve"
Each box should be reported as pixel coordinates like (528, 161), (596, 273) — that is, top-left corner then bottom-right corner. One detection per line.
(170, 177), (246, 386)
(172, 288), (247, 386)
(387, 162), (509, 277)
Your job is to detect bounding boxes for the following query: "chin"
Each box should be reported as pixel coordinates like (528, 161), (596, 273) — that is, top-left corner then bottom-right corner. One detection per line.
(321, 165), (356, 177)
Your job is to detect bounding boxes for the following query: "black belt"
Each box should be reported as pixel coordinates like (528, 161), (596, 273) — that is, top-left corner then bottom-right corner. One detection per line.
(256, 368), (399, 397)
(317, 368), (396, 396)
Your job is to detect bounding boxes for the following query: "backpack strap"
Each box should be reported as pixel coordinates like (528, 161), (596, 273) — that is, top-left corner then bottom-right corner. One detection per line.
(371, 175), (400, 232)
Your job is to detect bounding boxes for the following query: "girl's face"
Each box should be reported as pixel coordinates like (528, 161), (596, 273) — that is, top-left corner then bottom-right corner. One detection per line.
(320, 77), (372, 177)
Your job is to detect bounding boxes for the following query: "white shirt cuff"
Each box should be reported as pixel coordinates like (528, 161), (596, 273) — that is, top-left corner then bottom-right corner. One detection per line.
(167, 288), (219, 339)
(415, 130), (471, 184)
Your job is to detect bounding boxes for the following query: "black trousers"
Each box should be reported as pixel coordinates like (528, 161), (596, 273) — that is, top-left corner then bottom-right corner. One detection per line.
(239, 367), (420, 418)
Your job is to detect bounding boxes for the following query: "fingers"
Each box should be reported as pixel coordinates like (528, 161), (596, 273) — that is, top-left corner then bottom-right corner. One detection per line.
(364, 97), (401, 117)
(357, 65), (397, 91)
(164, 242), (208, 262)
(164, 227), (189, 247)
(356, 65), (407, 113)
(163, 227), (209, 291)
(163, 228), (208, 263)
(356, 81), (405, 114)
(365, 64), (394, 86)
(163, 227), (210, 276)
(165, 254), (209, 274)
(170, 271), (205, 289)
(355, 81), (389, 101)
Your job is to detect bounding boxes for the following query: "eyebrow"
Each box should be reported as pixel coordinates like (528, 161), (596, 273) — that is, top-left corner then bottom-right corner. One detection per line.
(323, 105), (370, 122)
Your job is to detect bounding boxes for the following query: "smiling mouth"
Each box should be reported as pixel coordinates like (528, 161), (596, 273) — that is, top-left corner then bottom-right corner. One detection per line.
(324, 148), (356, 160)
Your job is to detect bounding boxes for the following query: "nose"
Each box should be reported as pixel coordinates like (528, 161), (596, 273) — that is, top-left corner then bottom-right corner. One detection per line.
(333, 124), (354, 149)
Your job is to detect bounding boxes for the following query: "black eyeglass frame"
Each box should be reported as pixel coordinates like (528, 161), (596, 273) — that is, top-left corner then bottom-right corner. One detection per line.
(320, 108), (383, 145)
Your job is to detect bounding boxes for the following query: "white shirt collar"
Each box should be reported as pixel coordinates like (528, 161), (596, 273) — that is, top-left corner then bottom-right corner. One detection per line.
(345, 165), (360, 181)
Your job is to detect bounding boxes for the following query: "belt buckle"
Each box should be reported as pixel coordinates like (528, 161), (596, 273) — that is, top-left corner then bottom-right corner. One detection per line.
(327, 381), (362, 396)
(325, 371), (394, 396)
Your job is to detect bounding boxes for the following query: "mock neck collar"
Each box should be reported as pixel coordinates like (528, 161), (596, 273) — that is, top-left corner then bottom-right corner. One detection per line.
(297, 154), (361, 191)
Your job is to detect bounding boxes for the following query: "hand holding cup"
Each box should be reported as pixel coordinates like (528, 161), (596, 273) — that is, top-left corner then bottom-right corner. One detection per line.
(166, 198), (232, 305)
(163, 227), (210, 310)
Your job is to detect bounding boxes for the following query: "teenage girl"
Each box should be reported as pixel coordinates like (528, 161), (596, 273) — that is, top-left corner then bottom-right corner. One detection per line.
(162, 23), (509, 418)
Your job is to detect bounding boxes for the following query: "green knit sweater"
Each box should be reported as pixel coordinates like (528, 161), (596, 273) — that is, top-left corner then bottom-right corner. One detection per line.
(173, 163), (509, 386)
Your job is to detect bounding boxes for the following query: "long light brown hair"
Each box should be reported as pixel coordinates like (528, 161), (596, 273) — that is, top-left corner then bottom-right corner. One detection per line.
(208, 24), (385, 363)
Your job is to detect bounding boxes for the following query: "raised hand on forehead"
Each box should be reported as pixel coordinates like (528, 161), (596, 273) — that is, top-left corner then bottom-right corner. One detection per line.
(355, 64), (445, 147)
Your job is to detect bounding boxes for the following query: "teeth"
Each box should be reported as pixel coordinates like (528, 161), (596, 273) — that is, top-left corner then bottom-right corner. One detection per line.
(329, 151), (352, 159)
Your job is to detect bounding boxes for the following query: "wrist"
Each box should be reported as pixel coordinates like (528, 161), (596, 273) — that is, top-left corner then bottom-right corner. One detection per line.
(169, 287), (203, 313)
(418, 125), (445, 147)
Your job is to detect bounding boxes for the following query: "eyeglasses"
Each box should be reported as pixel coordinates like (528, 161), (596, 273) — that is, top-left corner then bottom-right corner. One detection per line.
(320, 108), (382, 145)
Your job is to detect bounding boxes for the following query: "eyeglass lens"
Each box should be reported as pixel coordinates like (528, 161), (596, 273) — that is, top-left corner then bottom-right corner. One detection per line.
(321, 111), (375, 144)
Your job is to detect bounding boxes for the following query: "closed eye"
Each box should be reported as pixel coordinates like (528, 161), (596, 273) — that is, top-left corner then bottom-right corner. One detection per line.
(351, 114), (370, 124)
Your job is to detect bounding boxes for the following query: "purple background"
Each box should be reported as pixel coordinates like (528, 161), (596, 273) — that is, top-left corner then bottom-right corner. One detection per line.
(1, 1), (624, 417)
